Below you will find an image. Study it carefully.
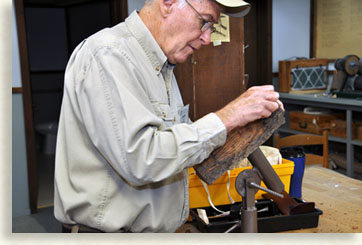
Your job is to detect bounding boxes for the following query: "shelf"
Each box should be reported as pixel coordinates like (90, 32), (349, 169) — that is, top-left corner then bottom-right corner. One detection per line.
(278, 92), (362, 178)
(352, 139), (362, 147)
(279, 93), (362, 112)
(277, 128), (362, 147)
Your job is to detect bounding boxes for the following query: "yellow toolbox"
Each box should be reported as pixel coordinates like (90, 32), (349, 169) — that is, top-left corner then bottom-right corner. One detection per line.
(188, 159), (294, 209)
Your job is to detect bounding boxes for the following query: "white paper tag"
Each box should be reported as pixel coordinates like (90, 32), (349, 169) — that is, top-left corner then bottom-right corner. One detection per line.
(178, 104), (189, 123)
(213, 40), (222, 46)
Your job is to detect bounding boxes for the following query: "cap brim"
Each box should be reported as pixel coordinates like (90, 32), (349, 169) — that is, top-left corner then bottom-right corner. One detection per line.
(223, 5), (251, 17)
(215, 0), (251, 17)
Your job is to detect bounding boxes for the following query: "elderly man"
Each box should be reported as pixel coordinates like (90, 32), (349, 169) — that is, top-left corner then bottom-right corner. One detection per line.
(55, 0), (282, 233)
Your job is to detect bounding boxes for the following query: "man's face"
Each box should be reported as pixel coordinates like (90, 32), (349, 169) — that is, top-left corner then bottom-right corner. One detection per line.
(162, 0), (221, 64)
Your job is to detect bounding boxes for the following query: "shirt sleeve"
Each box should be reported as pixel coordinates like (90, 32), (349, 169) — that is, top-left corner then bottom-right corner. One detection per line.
(74, 44), (227, 186)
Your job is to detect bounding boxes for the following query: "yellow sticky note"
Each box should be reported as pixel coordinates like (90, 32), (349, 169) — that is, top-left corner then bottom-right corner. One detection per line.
(211, 13), (230, 43)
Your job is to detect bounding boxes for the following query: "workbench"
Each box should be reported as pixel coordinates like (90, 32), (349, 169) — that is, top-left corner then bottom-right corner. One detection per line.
(283, 165), (362, 233)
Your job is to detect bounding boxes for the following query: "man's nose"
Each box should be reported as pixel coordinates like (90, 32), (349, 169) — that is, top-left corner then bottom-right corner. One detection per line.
(199, 29), (212, 45)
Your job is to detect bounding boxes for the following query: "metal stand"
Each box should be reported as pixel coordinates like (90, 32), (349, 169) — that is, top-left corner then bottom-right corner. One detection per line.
(223, 148), (285, 233)
(234, 168), (284, 233)
(235, 169), (259, 232)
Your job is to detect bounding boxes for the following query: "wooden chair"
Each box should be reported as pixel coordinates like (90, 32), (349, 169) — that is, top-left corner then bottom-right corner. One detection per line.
(274, 130), (329, 168)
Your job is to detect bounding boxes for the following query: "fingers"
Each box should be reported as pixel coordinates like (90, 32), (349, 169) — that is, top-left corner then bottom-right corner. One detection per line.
(265, 92), (279, 103)
(215, 85), (284, 133)
(264, 101), (280, 117)
(247, 86), (280, 105)
(277, 100), (284, 111)
(261, 92), (284, 115)
(264, 99), (284, 113)
(249, 85), (275, 91)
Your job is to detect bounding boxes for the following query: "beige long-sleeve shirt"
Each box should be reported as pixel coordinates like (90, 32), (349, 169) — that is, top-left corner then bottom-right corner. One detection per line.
(54, 11), (227, 232)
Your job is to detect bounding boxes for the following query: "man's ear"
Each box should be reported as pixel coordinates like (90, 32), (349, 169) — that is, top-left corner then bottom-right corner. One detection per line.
(160, 0), (177, 17)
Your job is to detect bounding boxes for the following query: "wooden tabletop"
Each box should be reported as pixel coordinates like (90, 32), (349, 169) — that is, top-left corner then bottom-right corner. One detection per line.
(283, 165), (362, 233)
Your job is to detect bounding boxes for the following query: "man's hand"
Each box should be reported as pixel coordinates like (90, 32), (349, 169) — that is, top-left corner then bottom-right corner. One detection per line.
(215, 85), (284, 133)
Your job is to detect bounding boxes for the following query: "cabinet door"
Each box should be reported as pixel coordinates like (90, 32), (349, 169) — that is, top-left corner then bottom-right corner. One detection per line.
(175, 17), (246, 121)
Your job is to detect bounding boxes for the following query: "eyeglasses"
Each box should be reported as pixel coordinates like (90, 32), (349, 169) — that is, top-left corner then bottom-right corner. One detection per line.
(185, 0), (216, 33)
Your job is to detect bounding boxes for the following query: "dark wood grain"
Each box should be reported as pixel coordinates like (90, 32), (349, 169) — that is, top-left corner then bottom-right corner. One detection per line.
(194, 107), (285, 184)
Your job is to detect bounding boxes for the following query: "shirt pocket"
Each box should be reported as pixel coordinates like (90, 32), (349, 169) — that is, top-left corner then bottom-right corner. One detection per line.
(151, 103), (176, 129)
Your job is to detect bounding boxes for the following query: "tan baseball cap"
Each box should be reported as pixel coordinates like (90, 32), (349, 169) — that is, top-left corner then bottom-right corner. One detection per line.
(214, 0), (251, 17)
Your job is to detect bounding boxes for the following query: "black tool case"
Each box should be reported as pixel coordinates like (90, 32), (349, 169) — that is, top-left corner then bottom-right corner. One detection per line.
(189, 198), (322, 233)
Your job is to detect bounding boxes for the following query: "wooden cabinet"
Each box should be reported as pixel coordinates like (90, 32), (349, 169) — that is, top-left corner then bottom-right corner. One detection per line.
(175, 17), (246, 121)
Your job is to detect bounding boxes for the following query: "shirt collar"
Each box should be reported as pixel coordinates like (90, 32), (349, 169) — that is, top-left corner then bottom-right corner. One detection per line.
(125, 11), (168, 75)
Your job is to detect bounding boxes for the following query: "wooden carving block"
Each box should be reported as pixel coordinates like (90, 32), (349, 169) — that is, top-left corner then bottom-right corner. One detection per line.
(194, 107), (285, 185)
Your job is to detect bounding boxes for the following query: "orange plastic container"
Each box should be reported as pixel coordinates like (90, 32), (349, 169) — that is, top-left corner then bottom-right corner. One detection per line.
(188, 159), (294, 209)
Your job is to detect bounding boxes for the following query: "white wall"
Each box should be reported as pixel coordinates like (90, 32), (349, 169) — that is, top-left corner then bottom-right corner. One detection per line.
(127, 0), (145, 14)
(272, 0), (311, 73)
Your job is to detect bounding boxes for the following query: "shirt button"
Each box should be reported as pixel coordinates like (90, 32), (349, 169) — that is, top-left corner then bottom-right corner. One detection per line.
(156, 66), (160, 71)
(162, 112), (166, 117)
